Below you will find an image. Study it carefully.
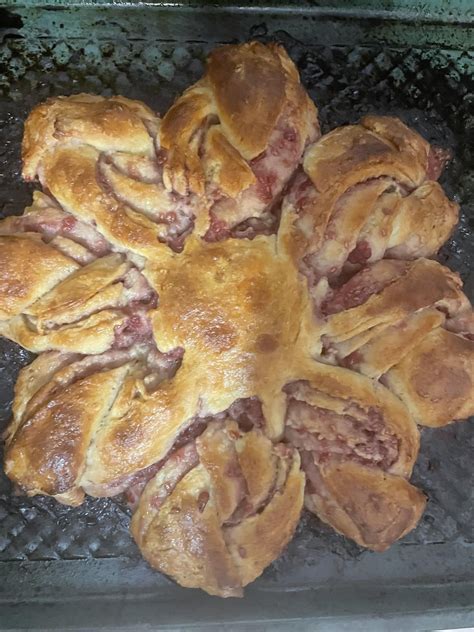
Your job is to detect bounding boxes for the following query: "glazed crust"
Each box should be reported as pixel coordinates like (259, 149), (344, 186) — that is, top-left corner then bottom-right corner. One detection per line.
(343, 308), (445, 378)
(21, 93), (195, 258)
(7, 351), (81, 440)
(144, 235), (321, 439)
(161, 42), (316, 164)
(37, 144), (176, 259)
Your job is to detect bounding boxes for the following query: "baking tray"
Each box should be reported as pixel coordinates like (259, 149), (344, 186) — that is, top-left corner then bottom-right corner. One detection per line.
(0, 1), (473, 629)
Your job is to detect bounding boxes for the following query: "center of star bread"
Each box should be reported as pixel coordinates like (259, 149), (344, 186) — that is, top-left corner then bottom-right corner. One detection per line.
(145, 235), (320, 436)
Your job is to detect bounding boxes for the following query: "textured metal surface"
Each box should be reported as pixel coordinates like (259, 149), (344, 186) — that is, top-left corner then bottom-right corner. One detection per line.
(0, 3), (473, 629)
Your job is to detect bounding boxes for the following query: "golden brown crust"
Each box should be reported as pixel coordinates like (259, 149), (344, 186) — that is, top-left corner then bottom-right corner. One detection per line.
(206, 42), (288, 160)
(313, 253), (473, 433)
(79, 370), (190, 490)
(21, 94), (192, 258)
(4, 365), (129, 503)
(0, 309), (127, 355)
(225, 452), (304, 587)
(159, 84), (211, 196)
(284, 365), (424, 550)
(24, 254), (128, 329)
(22, 93), (158, 180)
(384, 328), (474, 427)
(131, 421), (304, 597)
(234, 430), (277, 509)
(0, 240), (135, 355)
(5, 351), (79, 445)
(281, 116), (457, 278)
(346, 309), (445, 378)
(1, 42), (471, 598)
(21, 45), (318, 248)
(203, 126), (256, 198)
(78, 235), (321, 489)
(325, 259), (465, 348)
(2, 231), (321, 500)
(322, 259), (472, 391)
(304, 115), (429, 195)
(40, 145), (170, 258)
(304, 116), (429, 197)
(147, 236), (321, 440)
(386, 181), (458, 258)
(0, 234), (79, 320)
(0, 193), (137, 353)
(196, 422), (244, 522)
(160, 42), (318, 232)
(305, 461), (426, 552)
(134, 463), (244, 597)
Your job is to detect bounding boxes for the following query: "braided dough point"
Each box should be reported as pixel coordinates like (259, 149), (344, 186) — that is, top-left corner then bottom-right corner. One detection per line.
(131, 421), (304, 597)
(280, 115), (458, 281)
(304, 462), (426, 552)
(22, 94), (196, 257)
(284, 363), (424, 551)
(161, 41), (319, 237)
(318, 258), (474, 427)
(4, 364), (130, 506)
(22, 93), (159, 179)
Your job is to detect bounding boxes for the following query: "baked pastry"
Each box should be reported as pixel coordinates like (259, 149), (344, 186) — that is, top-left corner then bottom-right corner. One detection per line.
(22, 93), (195, 257)
(22, 43), (319, 255)
(319, 258), (474, 426)
(1, 41), (472, 597)
(3, 44), (322, 594)
(131, 420), (304, 597)
(3, 342), (183, 504)
(160, 41), (319, 238)
(284, 363), (426, 551)
(280, 116), (458, 283)
(383, 328), (474, 427)
(4, 228), (321, 501)
(0, 193), (157, 354)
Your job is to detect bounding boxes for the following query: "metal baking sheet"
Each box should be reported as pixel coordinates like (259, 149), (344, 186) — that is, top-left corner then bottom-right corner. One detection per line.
(0, 1), (473, 629)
